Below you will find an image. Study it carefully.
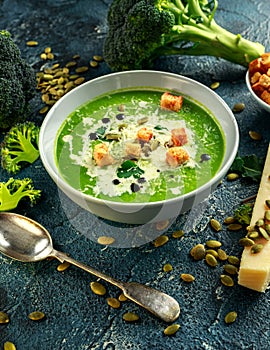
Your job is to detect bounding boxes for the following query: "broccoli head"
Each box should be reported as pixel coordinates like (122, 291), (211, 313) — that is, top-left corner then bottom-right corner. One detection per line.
(1, 122), (40, 174)
(0, 177), (41, 212)
(0, 30), (36, 129)
(234, 204), (253, 225)
(103, 0), (265, 71)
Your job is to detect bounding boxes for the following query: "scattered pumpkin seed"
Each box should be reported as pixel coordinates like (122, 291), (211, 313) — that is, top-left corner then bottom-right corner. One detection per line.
(76, 66), (89, 73)
(217, 248), (228, 261)
(4, 342), (16, 350)
(44, 47), (52, 53)
(190, 244), (206, 261)
(205, 249), (219, 258)
(0, 311), (9, 324)
(163, 263), (173, 272)
(164, 323), (180, 336)
(153, 235), (169, 247)
(65, 61), (77, 68)
(180, 273), (195, 282)
(90, 281), (106, 296)
(224, 216), (236, 224)
(107, 297), (121, 309)
(227, 223), (243, 231)
(220, 274), (234, 287)
(90, 60), (99, 68)
(251, 243), (264, 254)
(123, 312), (140, 322)
(205, 253), (218, 267)
(118, 293), (128, 302)
(74, 77), (85, 85)
(172, 230), (184, 239)
(223, 264), (238, 275)
(210, 81), (220, 90)
(265, 224), (270, 234)
(97, 236), (115, 245)
(225, 311), (237, 324)
(205, 240), (222, 249)
(210, 218), (222, 232)
(40, 53), (47, 60)
(232, 102), (245, 113)
(57, 261), (71, 272)
(28, 311), (45, 321)
(47, 52), (55, 60)
(73, 54), (80, 60)
(239, 237), (255, 247)
(93, 55), (103, 62)
(247, 231), (260, 239)
(27, 40), (38, 46)
(227, 255), (240, 266)
(264, 210), (270, 221)
(255, 218), (265, 227)
(258, 227), (270, 240)
(265, 200), (270, 209)
(227, 173), (239, 181)
(249, 130), (262, 141)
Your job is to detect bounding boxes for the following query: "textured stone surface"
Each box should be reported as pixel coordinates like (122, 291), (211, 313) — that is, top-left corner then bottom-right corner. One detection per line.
(0, 0), (270, 349)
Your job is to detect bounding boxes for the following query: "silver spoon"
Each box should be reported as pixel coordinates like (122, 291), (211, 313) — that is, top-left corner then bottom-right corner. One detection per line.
(0, 212), (180, 323)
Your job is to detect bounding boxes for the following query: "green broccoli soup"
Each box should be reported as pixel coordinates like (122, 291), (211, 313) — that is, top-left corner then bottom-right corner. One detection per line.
(55, 88), (225, 203)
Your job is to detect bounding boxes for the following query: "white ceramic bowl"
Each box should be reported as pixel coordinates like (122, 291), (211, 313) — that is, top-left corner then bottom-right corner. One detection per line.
(39, 70), (239, 224)
(246, 70), (270, 113)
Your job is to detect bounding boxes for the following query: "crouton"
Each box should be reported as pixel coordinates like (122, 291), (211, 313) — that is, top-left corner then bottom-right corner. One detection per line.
(261, 90), (270, 105)
(125, 142), (141, 159)
(249, 53), (270, 105)
(137, 127), (153, 142)
(160, 92), (183, 112)
(93, 143), (114, 167)
(171, 127), (188, 146)
(166, 147), (189, 167)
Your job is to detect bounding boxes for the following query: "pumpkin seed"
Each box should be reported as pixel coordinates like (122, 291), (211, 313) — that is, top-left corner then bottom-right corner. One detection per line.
(264, 210), (270, 221)
(220, 274), (234, 287)
(227, 173), (239, 181)
(232, 103), (245, 113)
(47, 53), (54, 60)
(0, 311), (9, 324)
(4, 342), (16, 350)
(210, 81), (220, 90)
(97, 236), (115, 245)
(239, 237), (255, 247)
(205, 249), (219, 258)
(205, 240), (222, 249)
(172, 230), (184, 239)
(73, 54), (80, 60)
(223, 264), (238, 275)
(180, 273), (195, 282)
(65, 61), (77, 68)
(164, 324), (180, 336)
(118, 293), (128, 302)
(40, 53), (47, 60)
(205, 253), (218, 267)
(153, 235), (169, 247)
(90, 281), (106, 296)
(265, 200), (270, 209)
(227, 255), (240, 266)
(57, 261), (71, 272)
(249, 130), (262, 141)
(90, 60), (99, 68)
(123, 312), (140, 322)
(251, 243), (264, 254)
(107, 297), (121, 309)
(225, 311), (237, 324)
(93, 55), (103, 62)
(227, 223), (243, 231)
(190, 244), (205, 260)
(217, 248), (228, 261)
(137, 116), (148, 125)
(258, 227), (270, 240)
(74, 77), (85, 85)
(247, 231), (260, 239)
(255, 219), (265, 227)
(265, 224), (270, 234)
(27, 40), (38, 46)
(210, 218), (222, 232)
(28, 311), (45, 321)
(44, 47), (51, 53)
(76, 66), (89, 73)
(163, 263), (173, 272)
(224, 216), (236, 224)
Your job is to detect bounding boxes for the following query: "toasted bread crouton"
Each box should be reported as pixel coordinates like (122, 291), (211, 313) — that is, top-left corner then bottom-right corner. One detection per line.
(166, 147), (189, 167)
(93, 143), (114, 167)
(261, 90), (270, 105)
(259, 74), (270, 88)
(171, 127), (188, 146)
(260, 53), (270, 70)
(250, 71), (261, 84)
(137, 127), (153, 142)
(125, 142), (141, 159)
(249, 57), (264, 75)
(160, 92), (183, 112)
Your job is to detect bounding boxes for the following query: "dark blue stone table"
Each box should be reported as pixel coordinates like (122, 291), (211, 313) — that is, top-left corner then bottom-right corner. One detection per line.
(0, 1), (270, 349)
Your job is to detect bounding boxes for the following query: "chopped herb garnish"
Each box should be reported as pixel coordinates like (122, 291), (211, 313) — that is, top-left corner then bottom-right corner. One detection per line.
(230, 154), (264, 182)
(117, 160), (144, 179)
(154, 125), (168, 131)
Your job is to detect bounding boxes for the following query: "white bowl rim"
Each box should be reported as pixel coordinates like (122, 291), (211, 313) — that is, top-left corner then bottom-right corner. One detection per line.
(245, 70), (270, 112)
(39, 70), (239, 210)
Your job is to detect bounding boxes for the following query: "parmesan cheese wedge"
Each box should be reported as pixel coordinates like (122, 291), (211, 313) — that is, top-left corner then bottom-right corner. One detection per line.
(238, 143), (270, 292)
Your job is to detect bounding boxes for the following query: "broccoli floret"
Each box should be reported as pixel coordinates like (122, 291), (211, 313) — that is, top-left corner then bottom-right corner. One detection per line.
(0, 30), (36, 129)
(0, 178), (41, 211)
(1, 122), (40, 174)
(103, 0), (265, 71)
(234, 204), (253, 225)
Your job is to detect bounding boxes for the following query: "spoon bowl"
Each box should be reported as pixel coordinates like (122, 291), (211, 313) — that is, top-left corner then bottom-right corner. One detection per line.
(0, 212), (180, 323)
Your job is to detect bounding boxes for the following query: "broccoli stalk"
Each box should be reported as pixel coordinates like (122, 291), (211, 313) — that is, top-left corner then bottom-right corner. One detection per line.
(1, 122), (40, 174)
(0, 178), (41, 211)
(0, 30), (36, 129)
(103, 0), (265, 71)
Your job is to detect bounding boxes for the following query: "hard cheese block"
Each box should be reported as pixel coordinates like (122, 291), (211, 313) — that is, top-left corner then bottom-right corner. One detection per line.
(238, 143), (270, 292)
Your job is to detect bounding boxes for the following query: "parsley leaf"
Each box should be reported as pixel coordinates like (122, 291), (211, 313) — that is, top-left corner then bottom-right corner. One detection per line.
(230, 154), (264, 182)
(117, 160), (144, 179)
